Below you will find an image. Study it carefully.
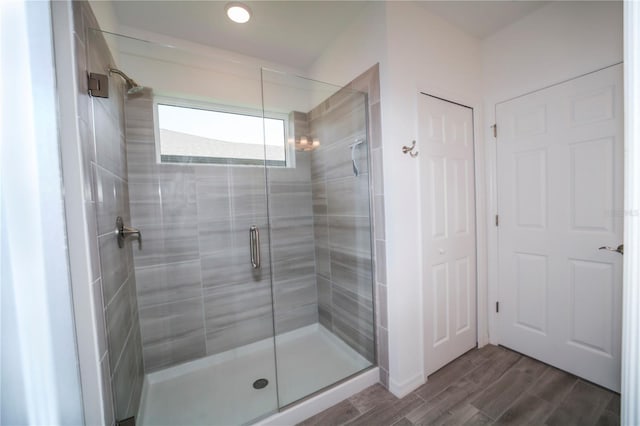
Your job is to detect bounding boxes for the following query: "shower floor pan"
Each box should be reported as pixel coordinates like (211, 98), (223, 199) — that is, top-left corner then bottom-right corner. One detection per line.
(137, 323), (371, 426)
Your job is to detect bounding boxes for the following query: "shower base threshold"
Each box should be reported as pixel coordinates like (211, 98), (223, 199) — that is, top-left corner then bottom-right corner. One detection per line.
(137, 323), (374, 426)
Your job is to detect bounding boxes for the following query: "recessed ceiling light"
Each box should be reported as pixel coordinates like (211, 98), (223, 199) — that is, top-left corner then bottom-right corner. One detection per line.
(225, 2), (251, 24)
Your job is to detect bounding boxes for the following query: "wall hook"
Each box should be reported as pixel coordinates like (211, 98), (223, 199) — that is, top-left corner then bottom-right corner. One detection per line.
(402, 140), (419, 158)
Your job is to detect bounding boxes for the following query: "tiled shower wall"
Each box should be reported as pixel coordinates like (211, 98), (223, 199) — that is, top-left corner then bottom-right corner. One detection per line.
(125, 92), (318, 372)
(340, 65), (389, 386)
(308, 86), (375, 362)
(73, 1), (145, 422)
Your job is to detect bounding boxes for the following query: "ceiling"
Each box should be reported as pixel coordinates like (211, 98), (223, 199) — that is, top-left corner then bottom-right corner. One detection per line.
(113, 1), (368, 70)
(113, 1), (548, 70)
(419, 1), (548, 39)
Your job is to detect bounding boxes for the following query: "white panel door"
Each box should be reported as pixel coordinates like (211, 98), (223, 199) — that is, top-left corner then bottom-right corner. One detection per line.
(419, 94), (477, 376)
(497, 64), (623, 391)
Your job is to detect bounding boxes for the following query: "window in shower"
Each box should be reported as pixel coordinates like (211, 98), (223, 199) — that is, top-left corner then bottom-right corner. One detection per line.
(154, 97), (288, 166)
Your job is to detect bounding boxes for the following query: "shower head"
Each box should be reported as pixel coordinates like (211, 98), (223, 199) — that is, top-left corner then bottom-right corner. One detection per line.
(108, 67), (144, 95)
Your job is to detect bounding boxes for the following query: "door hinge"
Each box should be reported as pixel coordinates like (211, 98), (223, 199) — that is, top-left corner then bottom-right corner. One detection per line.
(88, 72), (109, 98)
(495, 214), (499, 227)
(496, 301), (500, 313)
(491, 124), (497, 138)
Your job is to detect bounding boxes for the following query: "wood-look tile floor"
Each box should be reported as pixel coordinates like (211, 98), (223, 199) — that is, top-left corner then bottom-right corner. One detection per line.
(298, 345), (620, 426)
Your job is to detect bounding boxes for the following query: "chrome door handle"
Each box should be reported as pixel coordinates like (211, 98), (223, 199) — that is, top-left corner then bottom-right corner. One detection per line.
(599, 244), (624, 255)
(249, 225), (261, 269)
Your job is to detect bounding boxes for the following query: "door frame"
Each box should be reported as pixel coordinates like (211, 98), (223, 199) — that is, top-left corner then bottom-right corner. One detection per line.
(414, 87), (489, 380)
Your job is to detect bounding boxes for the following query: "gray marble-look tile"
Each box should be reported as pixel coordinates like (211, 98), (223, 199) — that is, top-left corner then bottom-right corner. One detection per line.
(98, 231), (132, 305)
(72, 0), (85, 41)
(230, 167), (269, 218)
(197, 217), (233, 255)
(275, 302), (318, 335)
(310, 143), (326, 181)
(160, 169), (197, 224)
(122, 328), (144, 420)
(135, 260), (202, 308)
(142, 330), (206, 373)
(311, 180), (327, 215)
(200, 247), (268, 289)
(371, 147), (384, 195)
(369, 102), (382, 150)
(376, 284), (388, 328)
(139, 297), (204, 345)
(326, 175), (371, 217)
(374, 195), (386, 240)
(128, 179), (162, 226)
(203, 281), (273, 331)
(139, 298), (206, 371)
(332, 284), (375, 360)
(206, 312), (274, 356)
(323, 134), (369, 181)
(93, 164), (127, 237)
(319, 305), (332, 330)
(273, 276), (318, 310)
(94, 99), (127, 178)
(377, 326), (388, 370)
(330, 249), (374, 302)
(92, 278), (108, 358)
(105, 274), (134, 371)
(132, 221), (199, 267)
(269, 188), (313, 218)
(124, 94), (155, 144)
(349, 65), (379, 105)
(317, 275), (332, 309)
(195, 175), (231, 221)
(99, 353), (115, 426)
(315, 246), (331, 279)
(110, 331), (137, 420)
(78, 116), (95, 202)
(375, 239), (387, 285)
(268, 151), (311, 184)
(126, 141), (159, 180)
(84, 201), (102, 282)
(328, 215), (373, 255)
(379, 367), (390, 390)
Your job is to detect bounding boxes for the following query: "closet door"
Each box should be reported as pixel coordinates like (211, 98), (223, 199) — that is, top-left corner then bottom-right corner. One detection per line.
(419, 94), (477, 376)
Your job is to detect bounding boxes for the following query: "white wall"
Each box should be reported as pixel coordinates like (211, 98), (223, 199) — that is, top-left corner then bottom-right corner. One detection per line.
(309, 1), (485, 397)
(1, 1), (84, 423)
(482, 0), (624, 345)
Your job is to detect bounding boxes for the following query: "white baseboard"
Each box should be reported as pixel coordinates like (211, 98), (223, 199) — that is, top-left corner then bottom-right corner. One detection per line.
(388, 372), (425, 398)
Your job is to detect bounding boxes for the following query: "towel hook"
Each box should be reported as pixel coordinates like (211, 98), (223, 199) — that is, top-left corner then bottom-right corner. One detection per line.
(402, 140), (419, 158)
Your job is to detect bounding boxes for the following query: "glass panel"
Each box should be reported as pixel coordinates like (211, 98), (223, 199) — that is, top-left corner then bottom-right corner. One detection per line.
(261, 69), (375, 407)
(91, 29), (279, 425)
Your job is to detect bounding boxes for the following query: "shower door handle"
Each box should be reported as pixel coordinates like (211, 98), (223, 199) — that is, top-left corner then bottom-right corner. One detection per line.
(250, 225), (261, 269)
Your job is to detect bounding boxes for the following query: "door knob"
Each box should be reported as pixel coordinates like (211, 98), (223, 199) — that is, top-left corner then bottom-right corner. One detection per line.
(598, 244), (623, 255)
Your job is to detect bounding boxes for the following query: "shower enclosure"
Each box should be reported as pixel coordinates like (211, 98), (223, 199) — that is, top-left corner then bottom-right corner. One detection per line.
(88, 27), (376, 425)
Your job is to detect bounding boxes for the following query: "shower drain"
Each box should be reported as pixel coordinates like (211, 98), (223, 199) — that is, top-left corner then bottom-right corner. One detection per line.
(253, 378), (269, 389)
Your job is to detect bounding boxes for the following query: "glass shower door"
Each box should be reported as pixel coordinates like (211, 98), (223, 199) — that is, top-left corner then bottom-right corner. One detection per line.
(261, 69), (376, 407)
(90, 29), (280, 425)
